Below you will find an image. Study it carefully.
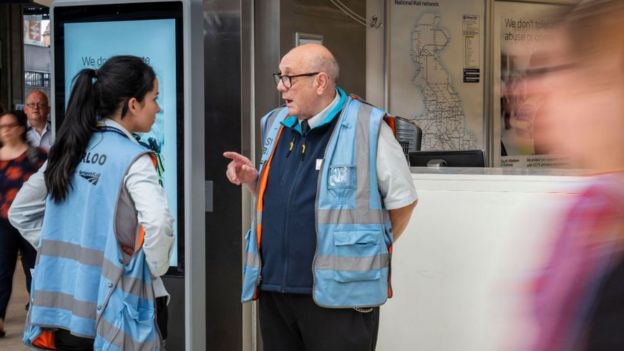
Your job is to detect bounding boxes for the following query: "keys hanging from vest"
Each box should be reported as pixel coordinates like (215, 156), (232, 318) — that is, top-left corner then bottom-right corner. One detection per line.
(301, 119), (310, 160)
(286, 137), (295, 158)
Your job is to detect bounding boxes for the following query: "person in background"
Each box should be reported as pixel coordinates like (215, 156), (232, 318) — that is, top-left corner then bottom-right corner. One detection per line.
(24, 90), (52, 151)
(224, 44), (418, 351)
(0, 110), (46, 338)
(526, 1), (624, 350)
(9, 56), (173, 350)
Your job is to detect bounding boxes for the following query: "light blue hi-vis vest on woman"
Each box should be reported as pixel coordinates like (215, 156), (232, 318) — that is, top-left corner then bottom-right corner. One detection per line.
(23, 127), (163, 351)
(242, 92), (394, 308)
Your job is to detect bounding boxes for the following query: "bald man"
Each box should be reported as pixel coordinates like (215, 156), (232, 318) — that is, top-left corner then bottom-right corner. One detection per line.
(225, 44), (417, 351)
(24, 90), (51, 151)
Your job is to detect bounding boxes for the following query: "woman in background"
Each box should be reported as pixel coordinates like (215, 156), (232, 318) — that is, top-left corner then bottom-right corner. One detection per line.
(9, 56), (173, 350)
(0, 110), (46, 338)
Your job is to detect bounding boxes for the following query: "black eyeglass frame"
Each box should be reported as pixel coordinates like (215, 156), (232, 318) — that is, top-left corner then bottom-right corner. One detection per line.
(272, 72), (320, 88)
(25, 103), (49, 109)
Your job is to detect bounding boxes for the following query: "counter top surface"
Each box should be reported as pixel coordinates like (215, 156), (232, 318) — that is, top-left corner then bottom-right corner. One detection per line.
(410, 167), (589, 178)
(410, 167), (586, 177)
(409, 167), (589, 193)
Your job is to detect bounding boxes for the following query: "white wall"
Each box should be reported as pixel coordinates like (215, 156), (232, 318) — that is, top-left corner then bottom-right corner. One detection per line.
(377, 170), (586, 351)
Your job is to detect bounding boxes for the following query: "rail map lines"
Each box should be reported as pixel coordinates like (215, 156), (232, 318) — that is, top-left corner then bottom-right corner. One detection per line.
(410, 13), (477, 150)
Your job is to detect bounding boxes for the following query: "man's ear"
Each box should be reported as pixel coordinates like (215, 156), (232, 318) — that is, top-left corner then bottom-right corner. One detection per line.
(315, 73), (329, 95)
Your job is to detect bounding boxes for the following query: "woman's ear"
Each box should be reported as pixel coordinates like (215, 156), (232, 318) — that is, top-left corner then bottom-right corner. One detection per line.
(127, 97), (139, 116)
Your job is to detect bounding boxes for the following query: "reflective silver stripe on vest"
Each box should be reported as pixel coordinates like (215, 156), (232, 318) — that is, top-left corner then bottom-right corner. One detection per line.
(245, 252), (261, 268)
(98, 317), (161, 351)
(33, 290), (97, 320)
(101, 257), (150, 298)
(317, 208), (385, 224)
(39, 239), (152, 300)
(315, 254), (389, 271)
(39, 239), (104, 267)
(355, 102), (373, 212)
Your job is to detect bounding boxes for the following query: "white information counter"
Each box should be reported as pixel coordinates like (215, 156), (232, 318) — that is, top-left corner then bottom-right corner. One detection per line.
(377, 168), (588, 351)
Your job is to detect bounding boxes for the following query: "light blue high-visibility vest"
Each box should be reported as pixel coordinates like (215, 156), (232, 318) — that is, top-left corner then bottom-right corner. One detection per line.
(243, 95), (394, 308)
(24, 127), (162, 351)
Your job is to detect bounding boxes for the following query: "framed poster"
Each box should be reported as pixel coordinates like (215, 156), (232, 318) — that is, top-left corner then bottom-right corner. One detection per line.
(388, 0), (486, 153)
(24, 16), (51, 47)
(295, 32), (323, 46)
(493, 0), (571, 168)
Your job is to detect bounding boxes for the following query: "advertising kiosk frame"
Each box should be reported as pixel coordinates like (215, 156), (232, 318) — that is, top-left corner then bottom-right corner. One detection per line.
(50, 0), (205, 350)
(53, 0), (185, 273)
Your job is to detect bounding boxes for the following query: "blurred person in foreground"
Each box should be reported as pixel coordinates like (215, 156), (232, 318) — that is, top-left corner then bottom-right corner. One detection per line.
(0, 110), (46, 338)
(527, 1), (624, 350)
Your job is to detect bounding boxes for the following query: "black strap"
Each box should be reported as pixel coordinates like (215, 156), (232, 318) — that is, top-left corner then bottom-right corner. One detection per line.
(97, 125), (131, 139)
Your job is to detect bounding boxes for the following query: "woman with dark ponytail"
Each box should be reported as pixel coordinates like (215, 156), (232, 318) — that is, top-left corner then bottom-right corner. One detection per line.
(9, 56), (173, 350)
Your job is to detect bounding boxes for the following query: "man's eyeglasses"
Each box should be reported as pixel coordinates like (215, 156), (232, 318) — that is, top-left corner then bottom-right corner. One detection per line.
(0, 123), (19, 130)
(26, 102), (48, 109)
(273, 72), (320, 89)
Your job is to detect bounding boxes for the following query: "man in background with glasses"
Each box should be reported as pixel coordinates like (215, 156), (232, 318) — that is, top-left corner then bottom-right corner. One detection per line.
(24, 90), (51, 151)
(224, 43), (417, 351)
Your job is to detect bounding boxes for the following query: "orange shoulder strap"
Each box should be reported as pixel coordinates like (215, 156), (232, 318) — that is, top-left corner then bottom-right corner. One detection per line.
(383, 115), (397, 135)
(148, 152), (158, 169)
(255, 126), (284, 248)
(136, 225), (146, 250)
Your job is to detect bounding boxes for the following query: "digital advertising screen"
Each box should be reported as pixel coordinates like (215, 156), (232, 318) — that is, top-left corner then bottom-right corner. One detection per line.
(53, 2), (184, 271)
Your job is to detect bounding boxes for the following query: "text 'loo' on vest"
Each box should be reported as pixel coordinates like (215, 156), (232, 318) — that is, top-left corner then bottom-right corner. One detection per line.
(23, 128), (163, 351)
(242, 93), (394, 308)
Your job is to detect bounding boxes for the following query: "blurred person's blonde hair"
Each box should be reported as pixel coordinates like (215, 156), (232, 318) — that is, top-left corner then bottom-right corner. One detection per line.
(563, 0), (624, 66)
(523, 0), (624, 171)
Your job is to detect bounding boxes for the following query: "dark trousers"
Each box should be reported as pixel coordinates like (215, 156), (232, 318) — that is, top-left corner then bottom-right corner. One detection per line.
(0, 218), (37, 319)
(259, 292), (379, 351)
(54, 329), (94, 351)
(156, 296), (168, 340)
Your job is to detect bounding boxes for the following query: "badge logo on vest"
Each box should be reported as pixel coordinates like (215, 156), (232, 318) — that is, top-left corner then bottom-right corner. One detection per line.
(79, 171), (101, 185)
(328, 165), (355, 188)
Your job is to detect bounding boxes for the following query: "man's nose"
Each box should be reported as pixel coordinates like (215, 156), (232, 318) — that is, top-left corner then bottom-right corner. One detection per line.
(276, 79), (287, 92)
